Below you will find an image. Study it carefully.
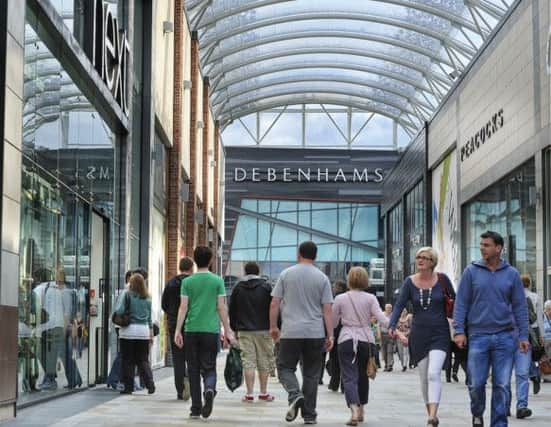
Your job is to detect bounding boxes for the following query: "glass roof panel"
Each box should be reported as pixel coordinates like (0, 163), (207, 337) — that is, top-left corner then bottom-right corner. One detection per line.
(185, 0), (517, 145)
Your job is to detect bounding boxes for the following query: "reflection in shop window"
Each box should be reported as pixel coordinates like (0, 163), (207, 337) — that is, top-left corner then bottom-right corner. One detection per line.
(18, 10), (116, 403)
(463, 160), (536, 278)
(228, 200), (381, 283)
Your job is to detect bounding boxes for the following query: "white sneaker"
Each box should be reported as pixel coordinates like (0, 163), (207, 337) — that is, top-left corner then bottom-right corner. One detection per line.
(285, 396), (304, 422)
(183, 377), (191, 401)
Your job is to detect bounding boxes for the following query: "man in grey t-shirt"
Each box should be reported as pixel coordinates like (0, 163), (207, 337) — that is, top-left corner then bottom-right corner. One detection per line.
(270, 241), (334, 425)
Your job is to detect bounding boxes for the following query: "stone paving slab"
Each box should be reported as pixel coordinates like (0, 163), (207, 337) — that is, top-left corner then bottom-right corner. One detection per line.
(8, 356), (551, 427)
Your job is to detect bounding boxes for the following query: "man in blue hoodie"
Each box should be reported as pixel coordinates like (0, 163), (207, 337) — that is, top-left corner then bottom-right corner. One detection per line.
(453, 231), (529, 427)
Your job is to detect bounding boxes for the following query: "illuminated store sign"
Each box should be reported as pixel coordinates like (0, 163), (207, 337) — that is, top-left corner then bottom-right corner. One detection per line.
(85, 0), (131, 115)
(233, 167), (385, 183)
(460, 109), (504, 162)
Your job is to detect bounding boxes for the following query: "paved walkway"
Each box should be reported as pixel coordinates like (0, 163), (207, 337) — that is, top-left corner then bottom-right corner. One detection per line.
(7, 356), (551, 427)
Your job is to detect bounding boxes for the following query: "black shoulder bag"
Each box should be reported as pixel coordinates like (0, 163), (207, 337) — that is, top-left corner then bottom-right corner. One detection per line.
(526, 297), (544, 362)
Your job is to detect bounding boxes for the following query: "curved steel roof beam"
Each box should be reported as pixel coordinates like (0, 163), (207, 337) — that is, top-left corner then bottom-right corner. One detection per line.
(194, 0), (482, 36)
(218, 97), (419, 132)
(211, 76), (434, 112)
(467, 0), (508, 20)
(186, 0), (210, 12)
(213, 62), (435, 98)
(204, 30), (455, 69)
(215, 87), (418, 120)
(198, 12), (476, 57)
(205, 46), (453, 86)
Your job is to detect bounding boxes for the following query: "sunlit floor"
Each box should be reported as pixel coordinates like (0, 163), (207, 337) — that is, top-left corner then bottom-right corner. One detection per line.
(8, 355), (551, 427)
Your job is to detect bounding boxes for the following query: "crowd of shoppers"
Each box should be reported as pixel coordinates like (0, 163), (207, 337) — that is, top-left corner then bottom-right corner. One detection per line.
(379, 304), (395, 372)
(111, 232), (549, 427)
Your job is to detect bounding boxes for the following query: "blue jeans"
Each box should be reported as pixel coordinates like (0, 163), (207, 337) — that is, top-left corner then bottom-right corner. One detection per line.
(513, 347), (532, 410)
(468, 331), (516, 427)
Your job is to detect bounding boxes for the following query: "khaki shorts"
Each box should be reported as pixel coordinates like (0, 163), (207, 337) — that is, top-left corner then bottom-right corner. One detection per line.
(238, 331), (274, 372)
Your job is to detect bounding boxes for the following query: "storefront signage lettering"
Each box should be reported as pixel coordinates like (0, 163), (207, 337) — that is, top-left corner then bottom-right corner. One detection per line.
(233, 167), (385, 183)
(460, 109), (504, 162)
(86, 166), (111, 181)
(86, 0), (130, 115)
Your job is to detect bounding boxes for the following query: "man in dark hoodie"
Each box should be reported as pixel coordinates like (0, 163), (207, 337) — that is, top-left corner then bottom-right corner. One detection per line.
(453, 231), (529, 427)
(162, 256), (194, 400)
(229, 262), (275, 402)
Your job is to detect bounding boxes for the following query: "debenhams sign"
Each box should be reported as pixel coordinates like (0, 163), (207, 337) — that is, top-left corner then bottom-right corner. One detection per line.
(233, 167), (385, 183)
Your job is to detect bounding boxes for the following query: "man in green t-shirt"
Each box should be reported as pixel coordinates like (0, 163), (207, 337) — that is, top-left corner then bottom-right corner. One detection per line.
(174, 246), (236, 420)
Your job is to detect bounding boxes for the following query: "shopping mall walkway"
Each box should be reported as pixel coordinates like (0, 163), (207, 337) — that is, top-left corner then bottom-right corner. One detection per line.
(7, 356), (551, 427)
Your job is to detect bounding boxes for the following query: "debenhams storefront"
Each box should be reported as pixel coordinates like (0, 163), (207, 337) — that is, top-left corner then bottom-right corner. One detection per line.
(1, 0), (156, 413)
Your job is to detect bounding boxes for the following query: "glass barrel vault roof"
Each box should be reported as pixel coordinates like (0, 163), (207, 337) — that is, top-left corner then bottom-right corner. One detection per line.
(185, 0), (516, 138)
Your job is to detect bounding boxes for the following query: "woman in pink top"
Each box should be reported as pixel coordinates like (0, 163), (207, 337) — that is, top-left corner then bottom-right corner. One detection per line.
(332, 267), (389, 426)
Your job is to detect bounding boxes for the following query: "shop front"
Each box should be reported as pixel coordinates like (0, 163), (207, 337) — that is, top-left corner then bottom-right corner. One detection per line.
(16, 3), (123, 404)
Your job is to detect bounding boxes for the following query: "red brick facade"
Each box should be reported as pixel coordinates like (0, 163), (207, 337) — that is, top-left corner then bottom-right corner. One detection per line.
(167, 0), (184, 280)
(171, 27), (222, 273)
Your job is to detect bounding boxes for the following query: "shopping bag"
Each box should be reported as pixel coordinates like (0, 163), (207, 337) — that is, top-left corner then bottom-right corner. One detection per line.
(224, 346), (243, 392)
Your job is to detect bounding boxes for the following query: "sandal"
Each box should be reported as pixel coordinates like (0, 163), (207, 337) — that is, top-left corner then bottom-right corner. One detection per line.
(242, 395), (254, 402)
(346, 405), (360, 426)
(258, 394), (275, 401)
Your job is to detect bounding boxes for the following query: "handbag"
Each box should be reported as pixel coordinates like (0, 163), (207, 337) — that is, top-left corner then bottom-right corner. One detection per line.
(540, 358), (551, 375)
(437, 273), (454, 318)
(366, 344), (378, 380)
(347, 294), (378, 380)
(112, 292), (131, 327)
(528, 327), (544, 362)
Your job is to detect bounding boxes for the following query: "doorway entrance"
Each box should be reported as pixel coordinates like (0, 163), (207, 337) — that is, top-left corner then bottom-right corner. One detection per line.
(88, 210), (110, 384)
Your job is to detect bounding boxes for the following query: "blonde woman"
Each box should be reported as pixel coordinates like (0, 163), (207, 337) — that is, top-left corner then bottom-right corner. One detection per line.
(389, 247), (454, 427)
(332, 267), (389, 426)
(114, 273), (155, 394)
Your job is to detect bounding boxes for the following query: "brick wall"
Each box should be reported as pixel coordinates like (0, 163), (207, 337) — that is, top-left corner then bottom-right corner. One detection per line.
(166, 0), (183, 279)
